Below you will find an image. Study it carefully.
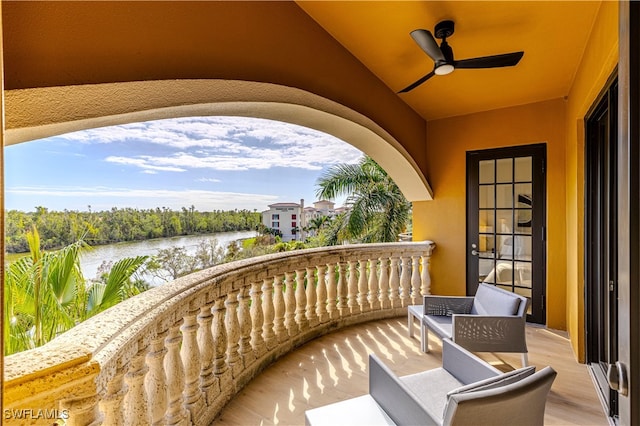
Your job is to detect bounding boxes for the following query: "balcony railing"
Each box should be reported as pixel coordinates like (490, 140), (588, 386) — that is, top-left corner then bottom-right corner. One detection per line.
(4, 241), (435, 425)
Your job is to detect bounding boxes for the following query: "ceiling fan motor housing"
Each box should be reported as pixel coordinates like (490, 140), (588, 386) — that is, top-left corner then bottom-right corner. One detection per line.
(434, 20), (455, 39)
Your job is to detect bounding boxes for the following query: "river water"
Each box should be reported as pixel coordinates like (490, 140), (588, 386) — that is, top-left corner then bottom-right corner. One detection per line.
(80, 230), (257, 286)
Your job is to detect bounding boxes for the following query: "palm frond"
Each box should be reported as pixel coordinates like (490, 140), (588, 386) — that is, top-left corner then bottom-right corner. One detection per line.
(85, 255), (148, 318)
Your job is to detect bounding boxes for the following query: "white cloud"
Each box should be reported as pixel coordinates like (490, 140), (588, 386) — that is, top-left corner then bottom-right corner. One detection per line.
(6, 185), (279, 211)
(105, 156), (187, 172)
(57, 116), (363, 172)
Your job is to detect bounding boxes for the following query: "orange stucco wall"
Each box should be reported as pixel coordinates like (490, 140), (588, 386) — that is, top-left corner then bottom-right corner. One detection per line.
(563, 0), (618, 361)
(413, 1), (618, 361)
(1, 1), (428, 179)
(414, 99), (567, 330)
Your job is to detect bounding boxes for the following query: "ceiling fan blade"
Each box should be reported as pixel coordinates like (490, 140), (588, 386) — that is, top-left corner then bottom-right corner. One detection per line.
(454, 51), (524, 69)
(398, 70), (436, 93)
(410, 29), (445, 62)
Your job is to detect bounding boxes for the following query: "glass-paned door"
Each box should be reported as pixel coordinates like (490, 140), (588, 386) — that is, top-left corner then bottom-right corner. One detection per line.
(467, 144), (546, 323)
(586, 78), (618, 420)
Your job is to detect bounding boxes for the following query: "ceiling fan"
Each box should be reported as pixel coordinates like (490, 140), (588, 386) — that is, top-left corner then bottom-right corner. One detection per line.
(399, 20), (524, 93)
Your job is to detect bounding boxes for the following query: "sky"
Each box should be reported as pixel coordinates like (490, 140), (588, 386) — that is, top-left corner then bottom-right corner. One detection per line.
(4, 116), (364, 213)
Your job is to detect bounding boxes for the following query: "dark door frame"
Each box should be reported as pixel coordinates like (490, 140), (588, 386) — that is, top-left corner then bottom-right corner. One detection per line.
(466, 143), (547, 324)
(616, 2), (640, 423)
(585, 73), (618, 419)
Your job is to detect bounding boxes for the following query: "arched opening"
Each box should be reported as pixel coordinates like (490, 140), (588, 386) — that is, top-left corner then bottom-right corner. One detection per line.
(5, 80), (432, 202)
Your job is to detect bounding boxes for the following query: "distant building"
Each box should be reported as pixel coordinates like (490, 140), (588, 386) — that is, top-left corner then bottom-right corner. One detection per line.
(262, 199), (342, 241)
(303, 200), (337, 237)
(261, 201), (303, 242)
(303, 200), (335, 223)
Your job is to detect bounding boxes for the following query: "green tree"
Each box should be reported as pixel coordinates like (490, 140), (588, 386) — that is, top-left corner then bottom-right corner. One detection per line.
(316, 156), (411, 244)
(4, 226), (84, 351)
(4, 226), (148, 355)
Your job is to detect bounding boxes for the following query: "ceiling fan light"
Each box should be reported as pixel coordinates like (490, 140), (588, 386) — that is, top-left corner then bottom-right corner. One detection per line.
(435, 64), (454, 75)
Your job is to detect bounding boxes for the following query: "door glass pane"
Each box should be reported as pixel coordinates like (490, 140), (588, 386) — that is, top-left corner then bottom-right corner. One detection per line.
(515, 184), (533, 205)
(515, 261), (532, 286)
(479, 185), (494, 208)
(496, 158), (513, 183)
(479, 210), (494, 233)
(479, 160), (495, 184)
(513, 235), (532, 259)
(515, 156), (533, 182)
(479, 258), (495, 283)
(496, 210), (514, 234)
(496, 184), (513, 208)
(515, 183), (533, 231)
(493, 259), (514, 284)
(478, 234), (495, 256)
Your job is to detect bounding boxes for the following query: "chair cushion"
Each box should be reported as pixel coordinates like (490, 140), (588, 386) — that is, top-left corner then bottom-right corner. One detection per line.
(472, 284), (521, 316)
(401, 367), (464, 419)
(423, 315), (453, 339)
(446, 366), (536, 398)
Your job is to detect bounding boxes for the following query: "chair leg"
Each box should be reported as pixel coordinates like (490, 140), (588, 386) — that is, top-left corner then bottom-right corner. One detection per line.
(408, 311), (414, 337)
(421, 325), (429, 353)
(521, 353), (528, 367)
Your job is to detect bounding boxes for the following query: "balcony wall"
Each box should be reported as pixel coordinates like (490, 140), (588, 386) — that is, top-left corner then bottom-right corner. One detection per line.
(4, 241), (435, 425)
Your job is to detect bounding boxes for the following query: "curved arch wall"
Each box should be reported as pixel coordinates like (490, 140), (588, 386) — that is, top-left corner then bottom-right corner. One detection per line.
(2, 1), (432, 202)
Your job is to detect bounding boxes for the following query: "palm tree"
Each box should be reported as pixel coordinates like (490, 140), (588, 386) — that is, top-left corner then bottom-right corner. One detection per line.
(305, 215), (332, 237)
(316, 156), (411, 244)
(5, 226), (84, 352)
(4, 226), (148, 355)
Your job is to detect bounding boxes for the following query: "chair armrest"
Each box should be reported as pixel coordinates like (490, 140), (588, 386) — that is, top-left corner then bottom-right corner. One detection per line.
(452, 315), (527, 353)
(369, 355), (440, 425)
(424, 296), (474, 316)
(442, 340), (501, 385)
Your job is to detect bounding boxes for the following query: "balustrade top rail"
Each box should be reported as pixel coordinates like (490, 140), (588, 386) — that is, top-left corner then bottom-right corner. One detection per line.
(4, 241), (435, 426)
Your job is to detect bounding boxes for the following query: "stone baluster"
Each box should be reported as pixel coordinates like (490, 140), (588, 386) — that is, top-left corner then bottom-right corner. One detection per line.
(61, 394), (101, 426)
(379, 257), (390, 309)
(284, 271), (298, 336)
(273, 275), (288, 342)
(225, 290), (243, 378)
(326, 264), (338, 320)
(357, 259), (369, 313)
(389, 257), (401, 308)
(250, 281), (267, 357)
(347, 260), (358, 314)
(295, 269), (309, 331)
(197, 304), (217, 405)
(421, 253), (432, 296)
(400, 256), (412, 307)
(368, 258), (380, 310)
(305, 267), (319, 327)
(262, 278), (278, 349)
(164, 323), (189, 425)
(238, 287), (256, 366)
(411, 256), (422, 304)
(316, 265), (329, 323)
(100, 366), (126, 426)
(124, 343), (150, 425)
(212, 297), (230, 389)
(146, 331), (168, 426)
(337, 262), (349, 317)
(181, 308), (205, 420)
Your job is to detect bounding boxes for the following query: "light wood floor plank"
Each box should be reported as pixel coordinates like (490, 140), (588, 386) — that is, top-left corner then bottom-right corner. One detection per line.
(215, 317), (608, 425)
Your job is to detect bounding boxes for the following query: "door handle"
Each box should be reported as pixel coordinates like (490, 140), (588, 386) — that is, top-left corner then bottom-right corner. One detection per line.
(471, 250), (479, 256)
(607, 361), (628, 396)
